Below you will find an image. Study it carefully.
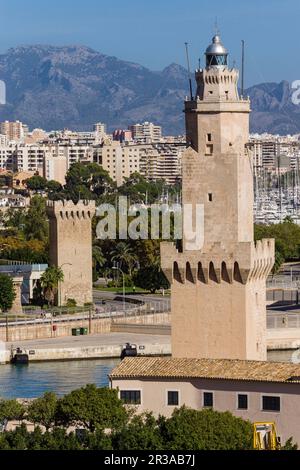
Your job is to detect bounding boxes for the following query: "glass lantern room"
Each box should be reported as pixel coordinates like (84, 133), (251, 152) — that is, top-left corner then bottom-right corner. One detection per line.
(205, 35), (228, 68)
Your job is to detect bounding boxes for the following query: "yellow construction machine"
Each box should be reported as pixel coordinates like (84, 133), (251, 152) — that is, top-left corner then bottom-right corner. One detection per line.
(253, 422), (281, 450)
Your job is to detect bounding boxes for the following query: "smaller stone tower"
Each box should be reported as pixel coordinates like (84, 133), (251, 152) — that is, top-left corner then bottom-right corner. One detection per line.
(47, 200), (96, 306)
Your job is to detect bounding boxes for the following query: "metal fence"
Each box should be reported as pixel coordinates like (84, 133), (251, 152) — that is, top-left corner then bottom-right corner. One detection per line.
(0, 299), (171, 327)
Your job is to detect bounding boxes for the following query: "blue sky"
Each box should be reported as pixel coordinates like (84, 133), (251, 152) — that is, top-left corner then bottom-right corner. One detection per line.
(0, 0), (299, 86)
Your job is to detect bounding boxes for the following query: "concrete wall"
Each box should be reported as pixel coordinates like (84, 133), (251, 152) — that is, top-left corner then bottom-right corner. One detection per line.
(0, 317), (111, 342)
(0, 312), (170, 342)
(111, 376), (300, 446)
(111, 323), (171, 335)
(267, 328), (300, 350)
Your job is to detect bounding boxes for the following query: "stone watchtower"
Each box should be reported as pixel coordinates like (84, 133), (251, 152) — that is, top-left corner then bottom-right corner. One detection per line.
(161, 35), (274, 361)
(47, 200), (96, 306)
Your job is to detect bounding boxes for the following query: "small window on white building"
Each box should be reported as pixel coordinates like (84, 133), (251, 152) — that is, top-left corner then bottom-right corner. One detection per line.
(120, 390), (141, 405)
(262, 396), (280, 412)
(237, 394), (248, 410)
(167, 391), (179, 406)
(203, 392), (213, 408)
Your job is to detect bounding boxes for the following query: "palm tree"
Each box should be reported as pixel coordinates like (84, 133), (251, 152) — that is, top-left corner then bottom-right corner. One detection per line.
(103, 267), (113, 285)
(40, 266), (64, 306)
(92, 244), (106, 271)
(111, 242), (138, 278)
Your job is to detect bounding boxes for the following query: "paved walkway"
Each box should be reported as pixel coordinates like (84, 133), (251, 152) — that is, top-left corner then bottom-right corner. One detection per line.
(5, 332), (171, 351)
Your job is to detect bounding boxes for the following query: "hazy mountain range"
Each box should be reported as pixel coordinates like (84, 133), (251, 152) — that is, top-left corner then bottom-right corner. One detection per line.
(0, 44), (299, 135)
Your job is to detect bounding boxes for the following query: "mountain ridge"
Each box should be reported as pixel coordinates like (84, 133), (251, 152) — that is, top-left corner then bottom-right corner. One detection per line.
(0, 44), (299, 135)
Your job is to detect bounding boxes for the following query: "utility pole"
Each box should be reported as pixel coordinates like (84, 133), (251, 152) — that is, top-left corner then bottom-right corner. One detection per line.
(185, 42), (193, 101)
(6, 315), (8, 342)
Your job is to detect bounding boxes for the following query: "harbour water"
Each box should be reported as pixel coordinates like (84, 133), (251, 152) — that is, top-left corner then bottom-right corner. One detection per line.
(0, 351), (298, 399)
(0, 358), (119, 399)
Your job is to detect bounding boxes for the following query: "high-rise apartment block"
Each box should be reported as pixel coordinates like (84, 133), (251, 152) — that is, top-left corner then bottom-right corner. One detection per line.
(129, 121), (162, 143)
(0, 120), (28, 141)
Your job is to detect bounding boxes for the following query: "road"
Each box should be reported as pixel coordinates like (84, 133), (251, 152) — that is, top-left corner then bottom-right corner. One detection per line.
(93, 290), (170, 313)
(5, 332), (171, 351)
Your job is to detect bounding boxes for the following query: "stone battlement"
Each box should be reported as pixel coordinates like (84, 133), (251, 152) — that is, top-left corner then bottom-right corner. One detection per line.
(47, 199), (96, 220)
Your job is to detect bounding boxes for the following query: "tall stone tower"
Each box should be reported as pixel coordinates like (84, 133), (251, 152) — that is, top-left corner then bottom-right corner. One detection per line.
(161, 35), (274, 361)
(47, 200), (96, 306)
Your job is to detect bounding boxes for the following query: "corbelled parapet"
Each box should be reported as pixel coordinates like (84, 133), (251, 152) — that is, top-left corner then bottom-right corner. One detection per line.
(161, 238), (274, 286)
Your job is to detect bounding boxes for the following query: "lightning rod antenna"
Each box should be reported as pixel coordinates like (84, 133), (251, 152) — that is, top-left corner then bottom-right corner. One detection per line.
(241, 40), (245, 98)
(185, 42), (193, 100)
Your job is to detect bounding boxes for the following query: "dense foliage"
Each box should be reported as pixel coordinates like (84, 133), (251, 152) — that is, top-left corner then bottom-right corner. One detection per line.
(1, 387), (295, 450)
(255, 218), (300, 262)
(0, 274), (16, 312)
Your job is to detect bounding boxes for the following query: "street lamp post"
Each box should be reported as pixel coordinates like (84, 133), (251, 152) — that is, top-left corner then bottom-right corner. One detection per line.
(59, 263), (72, 308)
(112, 265), (126, 315)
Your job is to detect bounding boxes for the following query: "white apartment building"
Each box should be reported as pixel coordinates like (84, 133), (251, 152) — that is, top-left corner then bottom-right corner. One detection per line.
(0, 144), (14, 171)
(129, 122), (162, 143)
(15, 144), (47, 173)
(149, 143), (183, 184)
(0, 120), (28, 141)
(93, 140), (142, 186)
(93, 140), (183, 186)
(0, 134), (8, 146)
(93, 122), (107, 143)
(0, 125), (182, 187)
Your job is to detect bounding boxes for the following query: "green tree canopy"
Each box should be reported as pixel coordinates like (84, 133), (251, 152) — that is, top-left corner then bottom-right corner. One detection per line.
(158, 407), (253, 450)
(64, 162), (115, 202)
(134, 264), (169, 293)
(25, 176), (47, 191)
(0, 274), (16, 312)
(56, 385), (128, 432)
(46, 180), (63, 193)
(255, 220), (300, 261)
(27, 392), (58, 430)
(24, 195), (48, 242)
(113, 413), (163, 450)
(0, 399), (25, 422)
(3, 208), (26, 231)
(119, 172), (167, 204)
